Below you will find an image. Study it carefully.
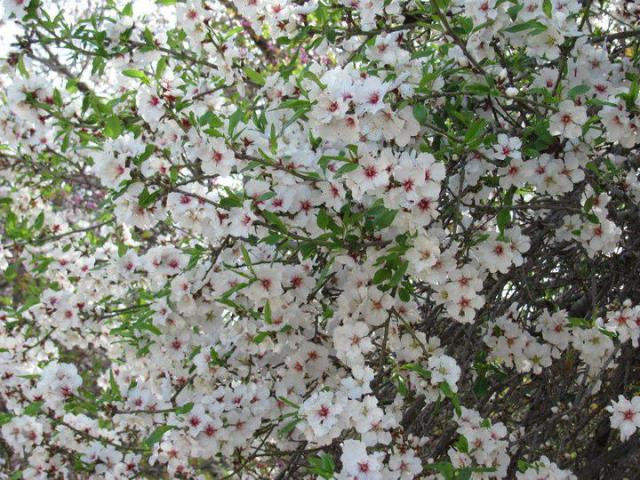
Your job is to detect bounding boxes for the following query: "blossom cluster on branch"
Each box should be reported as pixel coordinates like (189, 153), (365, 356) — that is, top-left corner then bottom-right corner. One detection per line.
(0, 0), (639, 478)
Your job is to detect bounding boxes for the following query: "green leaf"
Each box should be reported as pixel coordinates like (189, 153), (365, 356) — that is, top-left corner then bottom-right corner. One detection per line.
(276, 99), (312, 111)
(253, 331), (270, 344)
(455, 435), (469, 453)
(542, 0), (552, 17)
(466, 83), (491, 96)
(457, 468), (473, 480)
(221, 281), (252, 299)
(261, 210), (287, 232)
(503, 20), (548, 34)
(567, 84), (590, 100)
(105, 370), (122, 402)
(390, 260), (409, 287)
(398, 287), (411, 302)
(175, 402), (194, 415)
(269, 123), (277, 154)
(52, 88), (63, 108)
(136, 144), (156, 165)
(281, 105), (311, 131)
(334, 162), (359, 177)
(426, 462), (455, 480)
(459, 16), (474, 34)
(6, 211), (19, 239)
(144, 425), (174, 448)
(104, 116), (123, 139)
(626, 76), (639, 107)
(24, 401), (44, 416)
(277, 396), (300, 409)
(393, 372), (409, 397)
(17, 55), (29, 78)
(156, 57), (168, 80)
(433, 0), (450, 11)
(496, 208), (511, 234)
(33, 212), (45, 231)
(278, 417), (301, 438)
(199, 110), (224, 129)
(568, 316), (591, 328)
(122, 69), (149, 84)
(464, 119), (487, 143)
(308, 454), (335, 479)
(473, 375), (489, 398)
(413, 103), (428, 124)
(263, 301), (272, 325)
(373, 268), (391, 284)
(228, 108), (244, 136)
(122, 2), (133, 16)
(583, 196), (594, 213)
(0, 412), (13, 425)
(317, 209), (330, 230)
(517, 460), (531, 473)
(373, 208), (398, 230)
(401, 363), (432, 380)
(138, 187), (162, 208)
(240, 244), (255, 274)
(586, 213), (599, 224)
(143, 28), (154, 46)
(439, 382), (462, 416)
(243, 67), (265, 86)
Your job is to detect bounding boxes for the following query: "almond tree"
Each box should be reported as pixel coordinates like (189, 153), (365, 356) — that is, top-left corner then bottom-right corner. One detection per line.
(1, 0), (640, 478)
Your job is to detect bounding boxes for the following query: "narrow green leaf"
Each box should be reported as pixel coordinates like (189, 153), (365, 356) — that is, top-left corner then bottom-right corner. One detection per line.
(567, 84), (590, 100)
(156, 57), (168, 80)
(390, 260), (409, 287)
(122, 2), (133, 16)
(334, 162), (359, 177)
(464, 119), (487, 143)
(264, 301), (272, 325)
(228, 108), (243, 136)
(175, 402), (194, 415)
(496, 208), (511, 234)
(243, 67), (265, 86)
(278, 418), (301, 438)
(253, 331), (270, 344)
(122, 69), (149, 83)
(33, 212), (45, 231)
(503, 20), (548, 34)
(144, 425), (174, 448)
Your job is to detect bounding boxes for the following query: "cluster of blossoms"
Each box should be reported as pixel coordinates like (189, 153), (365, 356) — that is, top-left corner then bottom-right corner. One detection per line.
(483, 306), (622, 376)
(607, 394), (640, 441)
(1, 0), (640, 478)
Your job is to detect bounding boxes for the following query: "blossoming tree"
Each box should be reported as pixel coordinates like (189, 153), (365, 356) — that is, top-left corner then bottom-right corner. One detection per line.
(1, 0), (640, 478)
